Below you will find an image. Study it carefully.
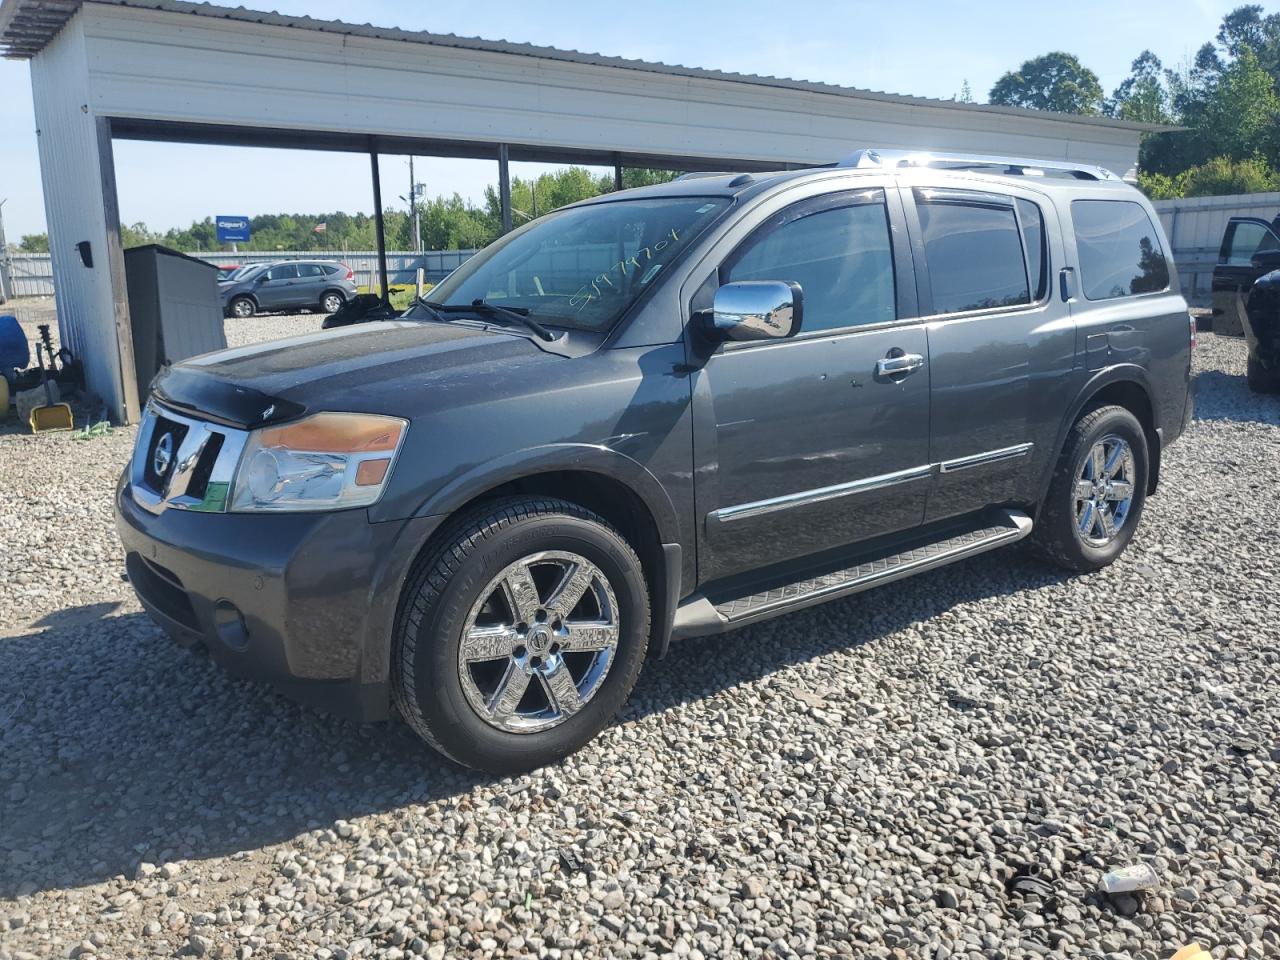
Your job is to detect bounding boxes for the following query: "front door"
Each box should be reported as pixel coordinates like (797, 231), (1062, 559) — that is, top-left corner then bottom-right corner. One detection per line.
(691, 188), (931, 584)
(1214, 217), (1280, 336)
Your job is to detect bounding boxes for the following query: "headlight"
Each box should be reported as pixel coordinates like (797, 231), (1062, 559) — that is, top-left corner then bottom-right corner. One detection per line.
(230, 412), (408, 512)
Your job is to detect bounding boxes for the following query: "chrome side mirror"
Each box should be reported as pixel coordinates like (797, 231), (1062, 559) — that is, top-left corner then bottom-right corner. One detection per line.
(710, 281), (802, 341)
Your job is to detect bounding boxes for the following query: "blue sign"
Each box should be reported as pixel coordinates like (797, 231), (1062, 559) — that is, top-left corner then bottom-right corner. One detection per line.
(215, 215), (251, 244)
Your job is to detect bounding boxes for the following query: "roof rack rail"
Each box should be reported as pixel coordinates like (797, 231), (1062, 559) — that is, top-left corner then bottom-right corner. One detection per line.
(676, 171), (731, 181)
(838, 148), (1121, 182)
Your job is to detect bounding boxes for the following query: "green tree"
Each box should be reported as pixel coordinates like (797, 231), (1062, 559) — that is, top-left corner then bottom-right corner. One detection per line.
(1199, 48), (1280, 161)
(1217, 4), (1280, 79)
(989, 52), (1104, 114)
(1107, 51), (1173, 123)
(19, 233), (49, 252)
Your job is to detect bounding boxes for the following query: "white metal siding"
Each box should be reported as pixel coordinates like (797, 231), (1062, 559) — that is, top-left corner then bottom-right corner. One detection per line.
(77, 6), (1141, 175)
(29, 15), (127, 419)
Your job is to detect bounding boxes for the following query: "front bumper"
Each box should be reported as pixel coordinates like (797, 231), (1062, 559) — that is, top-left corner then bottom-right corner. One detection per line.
(115, 473), (440, 721)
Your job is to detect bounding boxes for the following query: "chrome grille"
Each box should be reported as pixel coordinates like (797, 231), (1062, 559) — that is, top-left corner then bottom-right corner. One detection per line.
(130, 403), (249, 514)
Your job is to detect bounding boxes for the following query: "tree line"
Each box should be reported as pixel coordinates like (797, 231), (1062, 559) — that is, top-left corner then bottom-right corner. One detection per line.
(15, 168), (679, 255)
(986, 4), (1280, 197)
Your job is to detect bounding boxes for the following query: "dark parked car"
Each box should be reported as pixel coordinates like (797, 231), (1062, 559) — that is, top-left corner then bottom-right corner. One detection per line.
(117, 150), (1194, 772)
(219, 260), (357, 318)
(1242, 271), (1280, 393)
(1211, 214), (1280, 337)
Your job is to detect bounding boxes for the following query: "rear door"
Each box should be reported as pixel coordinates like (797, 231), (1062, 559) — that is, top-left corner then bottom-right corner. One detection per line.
(1214, 217), (1280, 335)
(689, 184), (931, 584)
(903, 182), (1075, 522)
(293, 263), (327, 307)
(257, 263), (298, 309)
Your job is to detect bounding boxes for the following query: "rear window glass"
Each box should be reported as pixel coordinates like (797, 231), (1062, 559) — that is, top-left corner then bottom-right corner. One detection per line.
(916, 195), (1030, 314)
(1072, 200), (1170, 300)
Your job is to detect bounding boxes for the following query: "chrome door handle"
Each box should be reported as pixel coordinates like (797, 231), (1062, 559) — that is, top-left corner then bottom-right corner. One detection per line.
(876, 353), (925, 376)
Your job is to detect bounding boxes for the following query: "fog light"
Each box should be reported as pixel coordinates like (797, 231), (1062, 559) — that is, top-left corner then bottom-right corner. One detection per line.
(213, 599), (249, 651)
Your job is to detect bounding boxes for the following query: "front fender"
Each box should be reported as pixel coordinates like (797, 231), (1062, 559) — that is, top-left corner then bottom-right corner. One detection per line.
(409, 442), (682, 547)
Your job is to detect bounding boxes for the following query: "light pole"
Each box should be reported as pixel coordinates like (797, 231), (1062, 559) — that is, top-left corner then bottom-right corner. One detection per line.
(401, 159), (426, 297)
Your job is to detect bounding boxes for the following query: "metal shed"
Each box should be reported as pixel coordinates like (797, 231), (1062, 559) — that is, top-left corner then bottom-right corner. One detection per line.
(1, 0), (1166, 423)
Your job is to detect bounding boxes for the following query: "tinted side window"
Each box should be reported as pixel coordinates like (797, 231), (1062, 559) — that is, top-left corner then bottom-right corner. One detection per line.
(1072, 200), (1170, 300)
(265, 264), (297, 281)
(725, 195), (896, 332)
(916, 195), (1030, 314)
(1225, 221), (1280, 265)
(297, 264), (325, 278)
(1017, 198), (1048, 301)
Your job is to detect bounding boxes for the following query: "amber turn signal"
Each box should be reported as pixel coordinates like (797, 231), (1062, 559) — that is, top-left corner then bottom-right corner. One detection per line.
(354, 458), (391, 486)
(259, 412), (404, 453)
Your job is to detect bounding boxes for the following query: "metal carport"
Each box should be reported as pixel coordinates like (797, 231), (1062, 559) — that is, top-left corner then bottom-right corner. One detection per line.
(1, 0), (1166, 423)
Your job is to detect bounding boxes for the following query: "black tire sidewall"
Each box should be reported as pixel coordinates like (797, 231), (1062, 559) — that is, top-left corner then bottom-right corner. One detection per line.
(231, 297), (254, 318)
(1057, 408), (1149, 568)
(406, 511), (649, 772)
(321, 292), (344, 314)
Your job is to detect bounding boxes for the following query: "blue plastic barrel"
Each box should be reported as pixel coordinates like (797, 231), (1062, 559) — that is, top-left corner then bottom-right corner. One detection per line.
(0, 315), (30, 380)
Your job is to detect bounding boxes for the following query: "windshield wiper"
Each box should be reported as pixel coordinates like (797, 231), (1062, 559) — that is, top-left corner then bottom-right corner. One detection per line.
(437, 299), (555, 341)
(408, 295), (446, 322)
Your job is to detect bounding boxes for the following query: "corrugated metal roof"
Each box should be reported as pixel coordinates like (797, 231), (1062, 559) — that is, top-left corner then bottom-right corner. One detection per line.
(0, 0), (1172, 133)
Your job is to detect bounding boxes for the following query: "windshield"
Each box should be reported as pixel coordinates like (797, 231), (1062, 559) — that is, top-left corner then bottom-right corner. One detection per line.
(423, 196), (731, 332)
(229, 264), (267, 281)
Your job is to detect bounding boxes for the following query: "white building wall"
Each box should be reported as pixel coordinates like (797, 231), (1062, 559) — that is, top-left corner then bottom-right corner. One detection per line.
(76, 6), (1141, 176)
(29, 15), (133, 420)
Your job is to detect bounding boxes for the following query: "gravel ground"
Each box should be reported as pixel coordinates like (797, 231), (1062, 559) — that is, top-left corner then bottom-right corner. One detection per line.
(1, 322), (1278, 960)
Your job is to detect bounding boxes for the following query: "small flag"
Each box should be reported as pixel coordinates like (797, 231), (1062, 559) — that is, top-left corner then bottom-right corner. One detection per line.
(313, 222), (327, 233)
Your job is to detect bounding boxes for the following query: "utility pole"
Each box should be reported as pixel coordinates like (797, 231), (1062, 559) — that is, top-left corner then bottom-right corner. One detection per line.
(408, 156), (422, 255)
(0, 198), (11, 304)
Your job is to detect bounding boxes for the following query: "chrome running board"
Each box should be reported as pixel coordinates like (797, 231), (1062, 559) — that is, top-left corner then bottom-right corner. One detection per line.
(672, 509), (1033, 638)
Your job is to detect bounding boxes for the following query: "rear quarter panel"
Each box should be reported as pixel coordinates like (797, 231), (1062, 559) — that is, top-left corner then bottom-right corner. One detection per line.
(1057, 191), (1191, 443)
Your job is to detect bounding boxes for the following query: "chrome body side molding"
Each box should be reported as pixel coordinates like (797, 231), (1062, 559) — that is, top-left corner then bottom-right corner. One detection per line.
(710, 443), (1034, 525)
(938, 442), (1034, 474)
(709, 464), (932, 525)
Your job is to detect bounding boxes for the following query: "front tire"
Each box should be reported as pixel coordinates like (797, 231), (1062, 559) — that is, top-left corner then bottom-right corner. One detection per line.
(1247, 354), (1280, 393)
(1031, 405), (1148, 573)
(228, 296), (255, 319)
(392, 496), (650, 773)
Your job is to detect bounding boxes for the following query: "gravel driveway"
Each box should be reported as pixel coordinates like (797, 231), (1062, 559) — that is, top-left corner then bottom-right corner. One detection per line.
(1, 324), (1277, 960)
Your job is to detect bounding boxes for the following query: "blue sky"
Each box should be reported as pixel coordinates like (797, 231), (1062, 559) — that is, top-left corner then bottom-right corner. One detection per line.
(0, 0), (1257, 240)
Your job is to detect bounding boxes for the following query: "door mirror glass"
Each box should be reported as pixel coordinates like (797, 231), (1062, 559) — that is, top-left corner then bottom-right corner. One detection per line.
(710, 281), (802, 341)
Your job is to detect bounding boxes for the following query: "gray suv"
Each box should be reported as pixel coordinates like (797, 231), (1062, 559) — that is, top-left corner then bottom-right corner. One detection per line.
(117, 150), (1194, 772)
(220, 259), (357, 318)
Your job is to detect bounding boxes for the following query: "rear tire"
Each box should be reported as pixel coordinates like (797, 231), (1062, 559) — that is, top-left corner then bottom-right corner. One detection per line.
(1247, 354), (1280, 393)
(1031, 405), (1148, 573)
(228, 296), (255, 319)
(392, 496), (650, 773)
(321, 291), (345, 315)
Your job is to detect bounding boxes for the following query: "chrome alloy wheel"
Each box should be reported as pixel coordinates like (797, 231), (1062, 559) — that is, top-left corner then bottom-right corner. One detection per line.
(458, 551), (620, 734)
(231, 298), (254, 318)
(322, 293), (344, 313)
(1074, 434), (1136, 547)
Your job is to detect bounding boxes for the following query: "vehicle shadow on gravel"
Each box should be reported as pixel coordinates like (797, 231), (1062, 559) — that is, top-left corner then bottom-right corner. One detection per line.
(0, 550), (1070, 899)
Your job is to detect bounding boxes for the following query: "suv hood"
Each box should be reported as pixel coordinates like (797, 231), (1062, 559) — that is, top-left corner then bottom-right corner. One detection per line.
(152, 320), (562, 427)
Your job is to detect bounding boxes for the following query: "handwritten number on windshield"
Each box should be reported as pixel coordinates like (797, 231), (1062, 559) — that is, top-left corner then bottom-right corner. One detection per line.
(568, 227), (681, 311)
